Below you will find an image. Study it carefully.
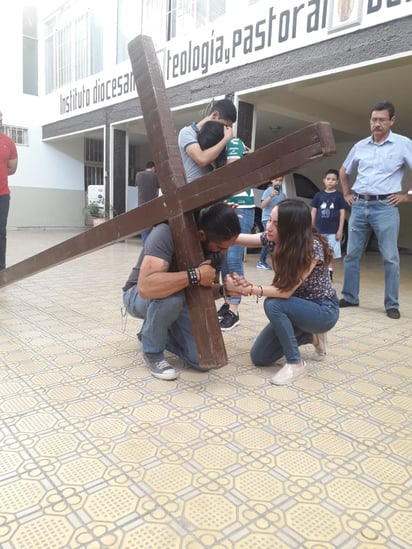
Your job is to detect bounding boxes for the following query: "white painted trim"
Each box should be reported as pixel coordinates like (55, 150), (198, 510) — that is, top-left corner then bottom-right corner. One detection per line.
(42, 124), (106, 141)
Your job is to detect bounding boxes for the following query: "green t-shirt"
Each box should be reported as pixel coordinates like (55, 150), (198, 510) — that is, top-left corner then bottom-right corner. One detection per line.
(226, 138), (247, 160)
(225, 138), (254, 207)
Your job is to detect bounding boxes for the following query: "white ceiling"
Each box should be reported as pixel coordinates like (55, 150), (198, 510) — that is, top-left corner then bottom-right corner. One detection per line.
(250, 55), (412, 148)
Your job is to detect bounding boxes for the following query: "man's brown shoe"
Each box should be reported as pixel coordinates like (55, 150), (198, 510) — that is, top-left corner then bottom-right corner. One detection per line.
(339, 299), (359, 308)
(386, 308), (400, 319)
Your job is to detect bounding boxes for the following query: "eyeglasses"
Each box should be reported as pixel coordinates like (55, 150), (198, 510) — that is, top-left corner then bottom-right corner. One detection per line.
(370, 117), (391, 123)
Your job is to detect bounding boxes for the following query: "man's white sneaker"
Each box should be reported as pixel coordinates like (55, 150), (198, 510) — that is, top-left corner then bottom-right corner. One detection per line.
(312, 332), (328, 361)
(143, 354), (179, 380)
(270, 361), (307, 385)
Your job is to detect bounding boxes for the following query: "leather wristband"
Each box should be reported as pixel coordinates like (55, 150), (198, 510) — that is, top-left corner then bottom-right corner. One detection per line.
(187, 267), (199, 286)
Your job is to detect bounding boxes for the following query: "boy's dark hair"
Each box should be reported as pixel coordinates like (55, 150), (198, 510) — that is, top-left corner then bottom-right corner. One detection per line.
(197, 202), (241, 241)
(197, 121), (227, 168)
(198, 121), (224, 150)
(145, 161), (155, 169)
(207, 99), (237, 123)
(370, 101), (395, 119)
(324, 169), (339, 178)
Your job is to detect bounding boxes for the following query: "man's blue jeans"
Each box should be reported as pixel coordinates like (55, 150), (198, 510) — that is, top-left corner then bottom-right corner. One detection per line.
(123, 286), (200, 368)
(221, 207), (255, 306)
(0, 194), (10, 271)
(342, 198), (400, 310)
(251, 296), (339, 365)
(258, 218), (270, 264)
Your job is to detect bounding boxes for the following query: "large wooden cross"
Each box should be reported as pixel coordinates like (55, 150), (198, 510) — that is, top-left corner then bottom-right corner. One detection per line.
(0, 35), (335, 368)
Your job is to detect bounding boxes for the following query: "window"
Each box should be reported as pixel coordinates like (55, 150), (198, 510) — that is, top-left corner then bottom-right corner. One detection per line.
(196, 0), (225, 27)
(57, 23), (71, 88)
(129, 144), (137, 185)
(75, 14), (88, 80)
(44, 2), (103, 93)
(166, 0), (177, 41)
(116, 0), (142, 63)
(166, 0), (226, 40)
(117, 0), (165, 63)
(84, 138), (104, 191)
(84, 165), (104, 190)
(85, 137), (103, 163)
(2, 126), (29, 146)
(23, 6), (38, 95)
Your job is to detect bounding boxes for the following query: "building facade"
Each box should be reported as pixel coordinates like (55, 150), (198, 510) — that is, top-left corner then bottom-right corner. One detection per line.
(1, 0), (411, 246)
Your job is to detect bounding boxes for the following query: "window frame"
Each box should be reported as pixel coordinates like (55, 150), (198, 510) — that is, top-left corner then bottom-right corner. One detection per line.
(2, 126), (29, 147)
(44, 2), (103, 94)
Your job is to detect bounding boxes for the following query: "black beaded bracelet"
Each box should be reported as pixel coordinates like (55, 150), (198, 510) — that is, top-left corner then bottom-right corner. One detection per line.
(187, 267), (199, 286)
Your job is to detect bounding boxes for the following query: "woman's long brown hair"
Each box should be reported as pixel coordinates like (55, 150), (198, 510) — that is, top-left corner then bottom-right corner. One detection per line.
(272, 199), (332, 291)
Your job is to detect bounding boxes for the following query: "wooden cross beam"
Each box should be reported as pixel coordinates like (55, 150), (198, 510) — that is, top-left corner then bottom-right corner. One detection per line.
(0, 35), (336, 368)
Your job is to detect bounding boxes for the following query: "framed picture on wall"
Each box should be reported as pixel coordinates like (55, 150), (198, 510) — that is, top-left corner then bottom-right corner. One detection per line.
(328, 0), (363, 34)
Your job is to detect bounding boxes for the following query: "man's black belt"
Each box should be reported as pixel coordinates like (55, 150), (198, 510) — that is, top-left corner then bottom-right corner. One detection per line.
(355, 193), (391, 201)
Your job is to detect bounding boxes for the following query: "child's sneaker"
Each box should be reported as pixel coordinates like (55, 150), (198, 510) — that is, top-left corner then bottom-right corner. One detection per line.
(256, 261), (271, 270)
(217, 302), (230, 320)
(219, 311), (240, 331)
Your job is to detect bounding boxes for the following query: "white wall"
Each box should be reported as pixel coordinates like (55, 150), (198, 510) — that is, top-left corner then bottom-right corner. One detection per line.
(8, 130), (85, 227)
(1, 4), (86, 228)
(12, 130), (84, 191)
(8, 187), (86, 228)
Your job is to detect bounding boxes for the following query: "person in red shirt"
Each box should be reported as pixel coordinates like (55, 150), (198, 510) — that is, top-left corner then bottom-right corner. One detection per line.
(0, 111), (18, 270)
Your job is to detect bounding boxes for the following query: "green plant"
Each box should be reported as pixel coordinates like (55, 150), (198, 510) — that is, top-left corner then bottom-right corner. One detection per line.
(84, 202), (104, 218)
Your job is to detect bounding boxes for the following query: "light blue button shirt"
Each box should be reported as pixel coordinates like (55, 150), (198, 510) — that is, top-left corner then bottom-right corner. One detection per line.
(343, 131), (412, 195)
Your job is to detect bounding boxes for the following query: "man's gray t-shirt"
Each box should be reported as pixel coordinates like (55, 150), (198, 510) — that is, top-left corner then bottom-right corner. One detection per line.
(122, 224), (178, 292)
(122, 222), (223, 292)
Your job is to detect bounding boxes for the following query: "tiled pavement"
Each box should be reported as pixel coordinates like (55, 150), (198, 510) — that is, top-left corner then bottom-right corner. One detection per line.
(0, 229), (411, 548)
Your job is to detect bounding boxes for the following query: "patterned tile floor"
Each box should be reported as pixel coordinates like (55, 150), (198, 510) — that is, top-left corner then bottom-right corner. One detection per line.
(1, 229), (411, 549)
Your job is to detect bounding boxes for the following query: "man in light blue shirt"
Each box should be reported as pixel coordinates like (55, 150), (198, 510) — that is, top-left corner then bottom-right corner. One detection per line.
(339, 101), (412, 319)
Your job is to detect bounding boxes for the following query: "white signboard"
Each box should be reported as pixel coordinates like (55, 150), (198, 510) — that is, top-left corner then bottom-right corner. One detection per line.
(50, 0), (411, 121)
(163, 0), (411, 87)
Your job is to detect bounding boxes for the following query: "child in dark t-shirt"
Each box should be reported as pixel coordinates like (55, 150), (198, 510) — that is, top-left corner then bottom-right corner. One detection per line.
(311, 169), (347, 281)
